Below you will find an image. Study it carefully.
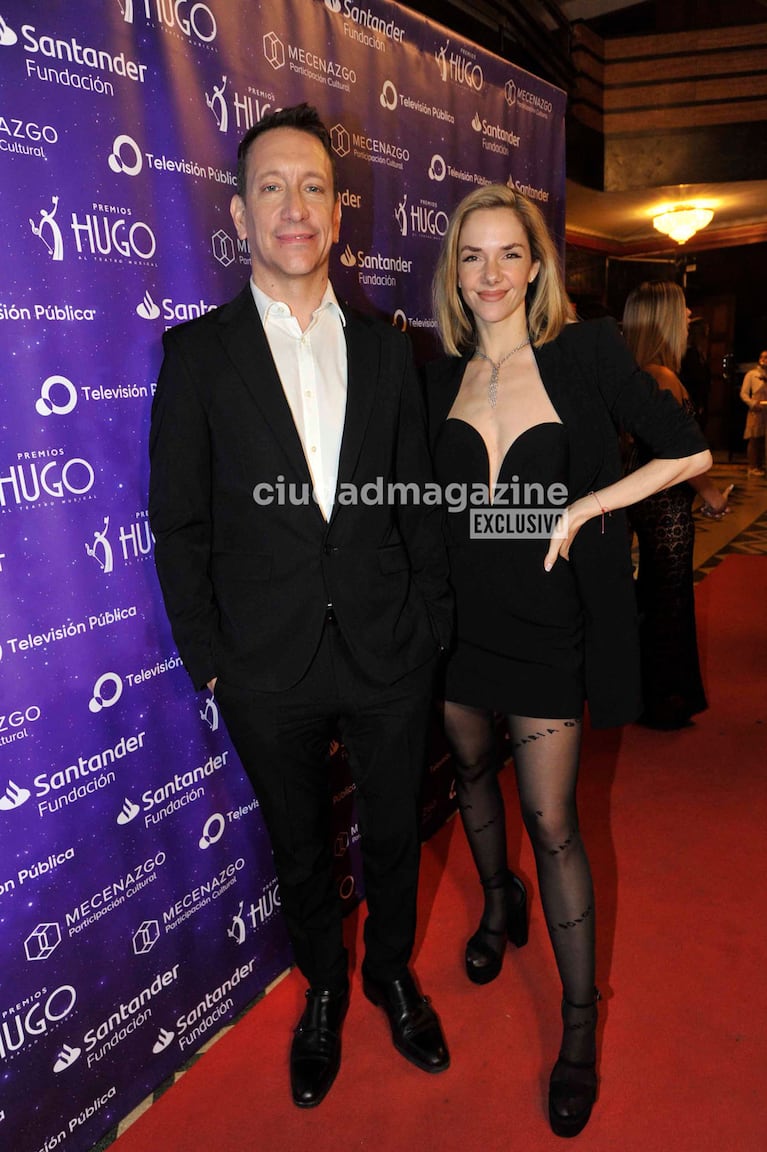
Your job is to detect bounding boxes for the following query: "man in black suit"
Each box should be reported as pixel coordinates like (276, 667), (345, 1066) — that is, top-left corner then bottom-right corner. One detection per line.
(149, 105), (453, 1107)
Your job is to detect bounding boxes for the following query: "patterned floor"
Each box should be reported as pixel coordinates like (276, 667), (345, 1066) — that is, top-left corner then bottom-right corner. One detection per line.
(689, 459), (767, 580)
(90, 457), (767, 1152)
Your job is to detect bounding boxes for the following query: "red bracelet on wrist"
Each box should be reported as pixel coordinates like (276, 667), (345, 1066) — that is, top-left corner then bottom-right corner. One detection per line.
(590, 491), (610, 535)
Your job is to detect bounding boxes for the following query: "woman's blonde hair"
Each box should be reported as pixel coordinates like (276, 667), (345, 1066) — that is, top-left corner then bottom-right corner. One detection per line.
(431, 183), (571, 356)
(621, 280), (688, 373)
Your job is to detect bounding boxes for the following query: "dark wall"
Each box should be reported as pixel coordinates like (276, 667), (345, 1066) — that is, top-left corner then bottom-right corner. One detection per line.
(566, 240), (767, 361)
(583, 0), (767, 35)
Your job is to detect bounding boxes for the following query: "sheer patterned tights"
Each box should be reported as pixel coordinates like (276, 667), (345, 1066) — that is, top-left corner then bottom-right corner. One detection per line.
(444, 701), (596, 1066)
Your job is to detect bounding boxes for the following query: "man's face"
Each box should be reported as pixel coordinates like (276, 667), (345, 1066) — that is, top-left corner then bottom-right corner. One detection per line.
(230, 127), (340, 294)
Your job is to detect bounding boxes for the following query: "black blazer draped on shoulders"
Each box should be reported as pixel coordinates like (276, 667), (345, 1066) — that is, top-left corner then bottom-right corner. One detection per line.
(424, 317), (708, 728)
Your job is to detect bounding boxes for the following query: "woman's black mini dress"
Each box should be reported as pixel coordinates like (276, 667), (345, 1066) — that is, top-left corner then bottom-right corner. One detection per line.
(433, 418), (584, 718)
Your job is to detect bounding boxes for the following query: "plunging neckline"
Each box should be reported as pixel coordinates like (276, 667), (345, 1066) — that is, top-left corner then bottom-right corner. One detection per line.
(445, 416), (564, 498)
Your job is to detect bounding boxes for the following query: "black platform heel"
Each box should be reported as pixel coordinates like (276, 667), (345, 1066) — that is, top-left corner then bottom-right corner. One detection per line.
(465, 872), (528, 985)
(548, 989), (600, 1138)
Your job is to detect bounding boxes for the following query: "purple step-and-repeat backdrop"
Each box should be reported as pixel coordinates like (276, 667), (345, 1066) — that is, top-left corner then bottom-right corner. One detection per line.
(0, 2), (566, 1148)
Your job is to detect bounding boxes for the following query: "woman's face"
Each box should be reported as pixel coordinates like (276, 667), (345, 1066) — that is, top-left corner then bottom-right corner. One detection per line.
(456, 207), (540, 329)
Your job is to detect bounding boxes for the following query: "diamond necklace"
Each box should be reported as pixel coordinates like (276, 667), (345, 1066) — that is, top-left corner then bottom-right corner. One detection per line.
(473, 337), (531, 407)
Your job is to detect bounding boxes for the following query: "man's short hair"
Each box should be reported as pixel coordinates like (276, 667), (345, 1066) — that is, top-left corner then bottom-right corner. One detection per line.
(235, 103), (337, 199)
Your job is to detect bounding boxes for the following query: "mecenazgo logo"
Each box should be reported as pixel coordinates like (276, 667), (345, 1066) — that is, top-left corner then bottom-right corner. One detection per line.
(0, 703), (41, 738)
(346, 127), (409, 172)
(0, 114), (58, 159)
(280, 36), (357, 92)
(162, 858), (245, 933)
(65, 852), (166, 936)
(518, 87), (553, 117)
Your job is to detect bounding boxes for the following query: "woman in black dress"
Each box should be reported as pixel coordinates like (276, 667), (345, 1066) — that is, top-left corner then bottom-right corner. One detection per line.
(425, 186), (711, 1137)
(622, 281), (729, 729)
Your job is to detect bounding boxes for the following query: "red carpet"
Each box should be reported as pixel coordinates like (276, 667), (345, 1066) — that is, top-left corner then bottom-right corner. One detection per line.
(114, 555), (767, 1151)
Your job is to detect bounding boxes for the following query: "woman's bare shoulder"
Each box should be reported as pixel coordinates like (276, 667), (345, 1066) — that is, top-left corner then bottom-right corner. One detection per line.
(647, 363), (688, 402)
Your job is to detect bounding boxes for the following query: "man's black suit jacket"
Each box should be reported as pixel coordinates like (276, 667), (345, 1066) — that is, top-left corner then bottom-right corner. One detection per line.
(149, 285), (453, 692)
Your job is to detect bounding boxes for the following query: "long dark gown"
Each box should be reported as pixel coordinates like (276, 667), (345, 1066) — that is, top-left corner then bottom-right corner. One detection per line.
(627, 398), (707, 728)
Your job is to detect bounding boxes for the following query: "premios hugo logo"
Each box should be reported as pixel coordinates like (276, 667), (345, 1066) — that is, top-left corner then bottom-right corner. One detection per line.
(227, 877), (280, 946)
(204, 74), (273, 135)
(434, 39), (483, 90)
(206, 74), (228, 131)
(29, 194), (157, 263)
(0, 449), (95, 510)
(0, 984), (77, 1062)
(394, 194), (448, 240)
(85, 512), (154, 573)
(29, 195), (63, 260)
(119, 0), (217, 45)
(200, 693), (219, 731)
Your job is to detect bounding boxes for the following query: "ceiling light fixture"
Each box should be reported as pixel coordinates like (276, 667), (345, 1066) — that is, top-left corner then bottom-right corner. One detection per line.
(652, 204), (714, 245)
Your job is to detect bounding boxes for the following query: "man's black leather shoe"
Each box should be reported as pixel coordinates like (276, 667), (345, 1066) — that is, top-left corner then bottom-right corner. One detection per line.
(362, 970), (449, 1073)
(290, 986), (349, 1108)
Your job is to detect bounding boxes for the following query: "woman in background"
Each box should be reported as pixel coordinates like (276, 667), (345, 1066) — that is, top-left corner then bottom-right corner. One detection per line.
(426, 186), (711, 1137)
(739, 349), (767, 476)
(680, 316), (711, 434)
(622, 281), (729, 730)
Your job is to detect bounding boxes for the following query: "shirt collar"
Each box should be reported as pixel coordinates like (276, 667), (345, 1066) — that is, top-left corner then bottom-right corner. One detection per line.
(250, 279), (346, 327)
